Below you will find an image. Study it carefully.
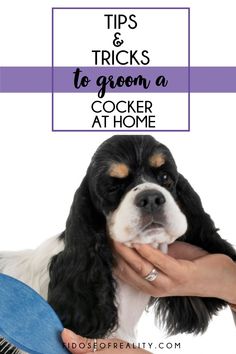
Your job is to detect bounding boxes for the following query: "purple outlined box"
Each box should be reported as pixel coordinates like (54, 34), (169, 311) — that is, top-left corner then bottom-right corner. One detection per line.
(52, 7), (190, 132)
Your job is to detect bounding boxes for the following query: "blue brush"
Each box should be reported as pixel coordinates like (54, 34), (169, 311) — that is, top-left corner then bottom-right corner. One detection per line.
(0, 273), (69, 354)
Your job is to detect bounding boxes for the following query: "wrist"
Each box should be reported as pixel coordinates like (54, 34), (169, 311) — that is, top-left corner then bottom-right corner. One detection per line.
(193, 254), (236, 302)
(216, 257), (236, 304)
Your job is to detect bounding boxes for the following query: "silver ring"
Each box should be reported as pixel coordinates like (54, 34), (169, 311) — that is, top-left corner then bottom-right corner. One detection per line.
(93, 338), (97, 352)
(144, 268), (158, 282)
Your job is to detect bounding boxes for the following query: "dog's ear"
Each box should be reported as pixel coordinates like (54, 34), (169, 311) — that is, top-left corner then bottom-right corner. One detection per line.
(151, 173), (236, 335)
(47, 176), (118, 338)
(176, 173), (236, 257)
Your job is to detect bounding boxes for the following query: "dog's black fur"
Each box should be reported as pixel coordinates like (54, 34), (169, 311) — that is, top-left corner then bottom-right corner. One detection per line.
(46, 135), (236, 339)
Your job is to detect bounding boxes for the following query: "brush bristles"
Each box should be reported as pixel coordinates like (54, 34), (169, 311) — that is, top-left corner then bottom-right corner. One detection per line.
(0, 338), (20, 354)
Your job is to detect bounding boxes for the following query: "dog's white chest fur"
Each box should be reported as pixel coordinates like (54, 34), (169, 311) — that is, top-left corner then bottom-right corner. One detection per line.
(111, 278), (150, 342)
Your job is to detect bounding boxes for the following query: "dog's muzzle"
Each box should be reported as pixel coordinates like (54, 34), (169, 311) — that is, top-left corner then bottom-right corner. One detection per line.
(107, 182), (188, 247)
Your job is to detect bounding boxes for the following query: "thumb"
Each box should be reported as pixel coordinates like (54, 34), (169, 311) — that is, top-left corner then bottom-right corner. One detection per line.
(61, 328), (96, 353)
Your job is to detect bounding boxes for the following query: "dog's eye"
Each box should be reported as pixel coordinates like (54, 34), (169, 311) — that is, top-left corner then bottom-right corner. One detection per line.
(108, 184), (120, 193)
(107, 176), (130, 195)
(107, 179), (123, 194)
(159, 172), (174, 188)
(162, 173), (169, 182)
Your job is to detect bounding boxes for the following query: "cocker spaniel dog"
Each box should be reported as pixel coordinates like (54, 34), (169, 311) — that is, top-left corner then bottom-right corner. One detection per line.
(0, 135), (236, 353)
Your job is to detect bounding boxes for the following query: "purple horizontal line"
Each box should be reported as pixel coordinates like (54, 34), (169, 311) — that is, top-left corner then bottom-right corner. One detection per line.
(52, 7), (190, 10)
(52, 129), (190, 132)
(1, 67), (236, 93)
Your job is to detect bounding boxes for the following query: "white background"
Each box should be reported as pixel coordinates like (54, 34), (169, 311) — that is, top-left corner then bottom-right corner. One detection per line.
(54, 93), (188, 130)
(0, 0), (236, 353)
(53, 9), (188, 66)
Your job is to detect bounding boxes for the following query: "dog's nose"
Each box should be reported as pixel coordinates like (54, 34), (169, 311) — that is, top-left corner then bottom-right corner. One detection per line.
(135, 189), (166, 212)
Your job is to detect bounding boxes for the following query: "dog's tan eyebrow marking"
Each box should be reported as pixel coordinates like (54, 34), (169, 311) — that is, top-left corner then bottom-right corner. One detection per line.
(149, 153), (166, 168)
(108, 163), (129, 178)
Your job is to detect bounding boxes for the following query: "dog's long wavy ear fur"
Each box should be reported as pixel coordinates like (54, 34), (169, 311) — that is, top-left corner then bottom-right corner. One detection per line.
(47, 176), (118, 339)
(151, 173), (236, 335)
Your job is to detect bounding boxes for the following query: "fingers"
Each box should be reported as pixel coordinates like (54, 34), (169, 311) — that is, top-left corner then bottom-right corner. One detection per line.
(113, 242), (199, 298)
(114, 254), (170, 297)
(62, 329), (94, 353)
(133, 243), (179, 276)
(168, 241), (208, 260)
(114, 256), (152, 292)
(113, 242), (154, 276)
(114, 242), (184, 296)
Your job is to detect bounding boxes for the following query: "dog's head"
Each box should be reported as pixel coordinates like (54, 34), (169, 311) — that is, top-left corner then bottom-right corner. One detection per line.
(48, 135), (236, 339)
(86, 135), (187, 249)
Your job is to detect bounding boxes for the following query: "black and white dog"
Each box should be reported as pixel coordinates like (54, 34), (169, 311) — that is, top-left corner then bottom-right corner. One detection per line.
(0, 135), (236, 352)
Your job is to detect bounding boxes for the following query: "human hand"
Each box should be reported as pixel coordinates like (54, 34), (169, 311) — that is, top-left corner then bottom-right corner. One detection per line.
(113, 241), (236, 304)
(61, 329), (150, 353)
